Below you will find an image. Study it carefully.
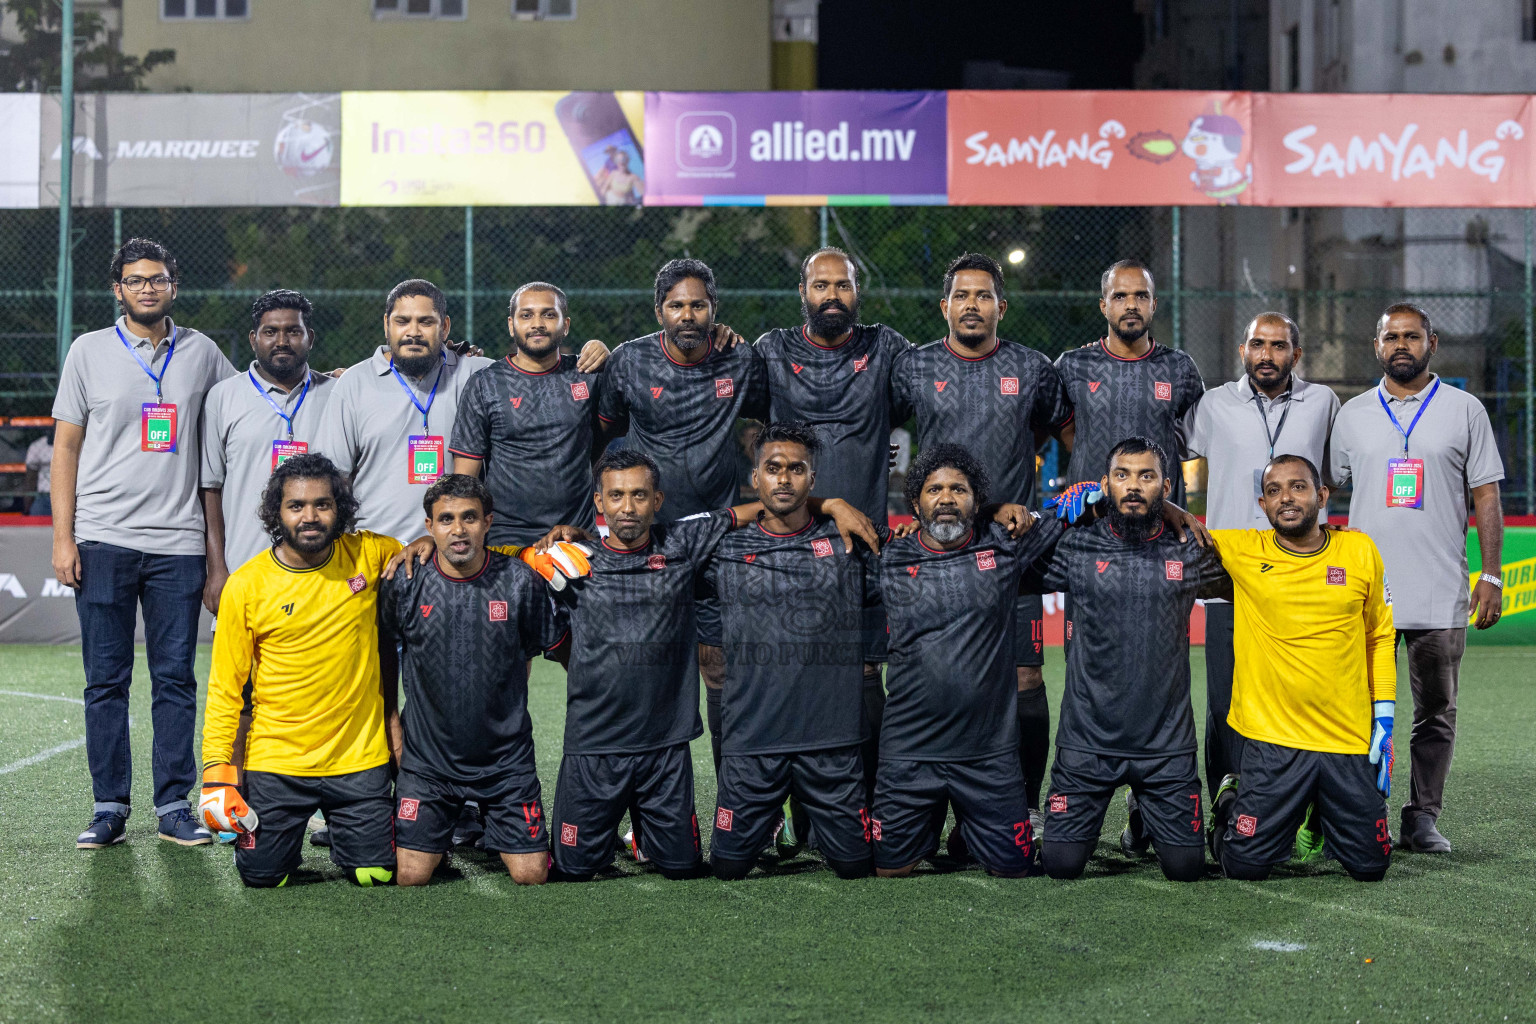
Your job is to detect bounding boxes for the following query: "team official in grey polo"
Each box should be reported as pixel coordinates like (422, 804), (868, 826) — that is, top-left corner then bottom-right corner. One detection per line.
(1330, 303), (1505, 854)
(1183, 311), (1340, 800)
(50, 238), (235, 850)
(201, 290), (335, 610)
(312, 278), (491, 543)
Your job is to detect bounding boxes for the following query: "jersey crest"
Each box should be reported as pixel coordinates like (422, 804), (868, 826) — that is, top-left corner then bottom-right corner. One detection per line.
(488, 600), (508, 621)
(1000, 377), (1019, 395)
(975, 550), (997, 571)
(715, 378), (735, 398)
(854, 355), (869, 372)
(1326, 566), (1347, 586)
(570, 381), (590, 401)
(812, 538), (834, 558)
(347, 574), (367, 594)
(1154, 381), (1172, 401)
(1165, 560), (1184, 581)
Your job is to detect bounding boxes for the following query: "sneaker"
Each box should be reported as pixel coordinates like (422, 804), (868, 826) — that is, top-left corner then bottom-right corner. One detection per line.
(216, 830), (238, 845)
(452, 804), (485, 848)
(309, 827), (332, 848)
(944, 825), (971, 863)
(1208, 773), (1240, 861)
(775, 796), (806, 860)
(158, 808), (213, 846)
(1120, 790), (1152, 858)
(622, 829), (650, 864)
(77, 811), (128, 849)
(1029, 807), (1044, 844)
(1292, 801), (1325, 863)
(1400, 812), (1451, 853)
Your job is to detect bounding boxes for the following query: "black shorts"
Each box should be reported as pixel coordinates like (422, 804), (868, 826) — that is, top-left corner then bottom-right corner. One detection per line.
(1222, 739), (1392, 876)
(696, 597), (723, 649)
(1044, 748), (1203, 847)
(235, 764), (395, 885)
(395, 763), (546, 856)
(872, 754), (1035, 874)
(1014, 592), (1044, 668)
(552, 743), (701, 877)
(711, 745), (871, 865)
(861, 603), (889, 664)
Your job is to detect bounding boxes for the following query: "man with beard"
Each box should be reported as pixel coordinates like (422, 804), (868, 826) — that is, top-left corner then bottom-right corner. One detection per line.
(1206, 455), (1397, 882)
(54, 237), (237, 851)
(449, 282), (607, 546)
(1037, 437), (1227, 883)
(1328, 303), (1505, 854)
(890, 252), (1074, 826)
(1054, 260), (1204, 504)
(198, 454), (402, 887)
(1180, 312), (1339, 813)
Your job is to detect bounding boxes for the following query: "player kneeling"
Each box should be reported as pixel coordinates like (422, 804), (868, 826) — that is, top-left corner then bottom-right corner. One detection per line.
(200, 455), (401, 888)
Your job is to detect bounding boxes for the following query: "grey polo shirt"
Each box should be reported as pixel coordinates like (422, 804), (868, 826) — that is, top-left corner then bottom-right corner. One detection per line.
(1184, 374), (1340, 529)
(1330, 374), (1505, 630)
(200, 362), (336, 570)
(52, 317), (237, 555)
(311, 345), (492, 543)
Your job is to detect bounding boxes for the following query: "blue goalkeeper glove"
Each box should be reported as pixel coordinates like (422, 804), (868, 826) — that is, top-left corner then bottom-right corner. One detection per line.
(1368, 700), (1395, 797)
(1044, 482), (1102, 524)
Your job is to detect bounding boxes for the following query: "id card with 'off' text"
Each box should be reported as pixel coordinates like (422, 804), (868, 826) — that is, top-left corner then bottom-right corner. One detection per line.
(1386, 457), (1425, 509)
(140, 403), (177, 453)
(408, 435), (445, 484)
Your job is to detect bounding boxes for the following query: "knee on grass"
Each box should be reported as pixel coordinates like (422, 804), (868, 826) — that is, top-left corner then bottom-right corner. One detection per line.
(1344, 865), (1387, 883)
(712, 857), (753, 882)
(1219, 854), (1272, 881)
(503, 854), (549, 886)
(1043, 840), (1092, 880)
(875, 863), (916, 878)
(239, 872), (290, 889)
(1155, 845), (1205, 883)
(348, 866), (395, 887)
(826, 857), (874, 880)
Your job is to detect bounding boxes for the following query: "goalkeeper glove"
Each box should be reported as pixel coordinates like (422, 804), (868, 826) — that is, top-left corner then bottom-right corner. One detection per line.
(518, 541), (593, 592)
(199, 764), (258, 835)
(1044, 481), (1103, 524)
(1368, 700), (1395, 797)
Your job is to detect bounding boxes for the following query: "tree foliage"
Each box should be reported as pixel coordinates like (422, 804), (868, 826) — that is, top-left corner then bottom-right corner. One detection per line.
(0, 0), (174, 92)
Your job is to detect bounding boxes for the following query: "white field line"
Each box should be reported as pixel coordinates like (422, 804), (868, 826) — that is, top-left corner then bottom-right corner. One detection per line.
(0, 688), (125, 775)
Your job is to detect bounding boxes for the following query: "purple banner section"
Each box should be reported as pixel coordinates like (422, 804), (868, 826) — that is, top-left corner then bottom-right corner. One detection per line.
(644, 91), (947, 203)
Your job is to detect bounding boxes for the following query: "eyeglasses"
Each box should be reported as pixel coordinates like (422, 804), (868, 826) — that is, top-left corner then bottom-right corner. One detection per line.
(119, 275), (174, 292)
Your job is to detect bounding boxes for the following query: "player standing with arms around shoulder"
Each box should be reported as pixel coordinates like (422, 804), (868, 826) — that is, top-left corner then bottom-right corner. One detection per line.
(379, 475), (569, 887)
(199, 454), (402, 887)
(1207, 455), (1396, 882)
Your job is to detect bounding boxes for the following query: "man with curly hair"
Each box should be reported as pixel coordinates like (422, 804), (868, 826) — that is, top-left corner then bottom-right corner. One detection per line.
(199, 453), (403, 888)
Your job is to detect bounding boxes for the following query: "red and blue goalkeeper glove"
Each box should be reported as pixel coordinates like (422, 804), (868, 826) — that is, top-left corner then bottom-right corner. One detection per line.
(1044, 481), (1102, 524)
(1368, 700), (1395, 797)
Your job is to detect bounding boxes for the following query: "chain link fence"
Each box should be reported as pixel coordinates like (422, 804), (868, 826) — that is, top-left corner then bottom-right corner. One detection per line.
(0, 204), (1531, 514)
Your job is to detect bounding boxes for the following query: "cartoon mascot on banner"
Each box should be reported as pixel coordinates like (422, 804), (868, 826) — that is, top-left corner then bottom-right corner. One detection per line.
(1182, 104), (1251, 205)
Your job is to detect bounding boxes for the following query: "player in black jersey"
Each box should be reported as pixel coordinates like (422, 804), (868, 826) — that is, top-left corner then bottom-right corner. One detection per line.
(703, 423), (880, 881)
(1054, 260), (1204, 504)
(1036, 438), (1227, 883)
(873, 444), (1062, 879)
(891, 252), (1074, 826)
(379, 475), (568, 886)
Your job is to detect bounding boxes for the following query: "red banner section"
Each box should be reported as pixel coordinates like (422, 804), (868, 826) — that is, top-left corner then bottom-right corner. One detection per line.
(948, 91), (1255, 206)
(1251, 93), (1534, 207)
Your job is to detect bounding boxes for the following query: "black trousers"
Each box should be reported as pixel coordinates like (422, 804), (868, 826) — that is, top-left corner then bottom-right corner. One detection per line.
(1203, 602), (1246, 801)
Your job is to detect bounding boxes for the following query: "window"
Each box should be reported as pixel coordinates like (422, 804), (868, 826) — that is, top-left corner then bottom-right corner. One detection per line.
(512, 0), (575, 19)
(374, 0), (466, 18)
(1525, 0), (1536, 42)
(162, 0), (248, 19)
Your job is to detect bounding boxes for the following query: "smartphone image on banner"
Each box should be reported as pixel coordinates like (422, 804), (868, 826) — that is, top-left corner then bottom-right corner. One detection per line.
(555, 92), (645, 206)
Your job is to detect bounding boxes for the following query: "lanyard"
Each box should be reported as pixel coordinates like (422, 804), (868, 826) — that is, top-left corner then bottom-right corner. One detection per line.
(1253, 386), (1293, 459)
(116, 325), (176, 402)
(1378, 378), (1440, 455)
(247, 368), (311, 441)
(390, 354), (446, 432)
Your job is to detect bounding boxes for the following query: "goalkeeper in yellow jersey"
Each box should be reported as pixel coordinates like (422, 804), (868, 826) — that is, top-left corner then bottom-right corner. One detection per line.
(1207, 454), (1396, 882)
(200, 454), (403, 888)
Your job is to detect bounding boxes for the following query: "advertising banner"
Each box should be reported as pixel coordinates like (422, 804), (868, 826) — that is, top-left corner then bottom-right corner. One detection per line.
(644, 91), (947, 205)
(339, 91), (645, 206)
(0, 95), (40, 209)
(40, 93), (339, 207)
(1251, 93), (1534, 207)
(948, 91), (1254, 206)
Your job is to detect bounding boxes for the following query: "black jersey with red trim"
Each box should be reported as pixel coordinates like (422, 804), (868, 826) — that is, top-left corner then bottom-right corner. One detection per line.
(1054, 339), (1204, 497)
(597, 333), (769, 520)
(702, 513), (880, 756)
(891, 338), (1072, 505)
(1036, 518), (1228, 758)
(878, 517), (1064, 762)
(449, 354), (604, 546)
(378, 550), (566, 784)
(754, 323), (913, 526)
(559, 510), (735, 755)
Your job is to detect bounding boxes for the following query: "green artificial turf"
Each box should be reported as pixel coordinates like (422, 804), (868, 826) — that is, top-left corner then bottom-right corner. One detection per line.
(1, 644), (1533, 1023)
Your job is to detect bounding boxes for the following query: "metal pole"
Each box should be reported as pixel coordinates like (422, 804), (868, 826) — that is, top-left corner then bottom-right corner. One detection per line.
(1525, 207), (1534, 515)
(819, 205), (828, 248)
(53, 0), (75, 372)
(113, 207), (121, 252)
(463, 205), (474, 347)
(1170, 206), (1182, 350)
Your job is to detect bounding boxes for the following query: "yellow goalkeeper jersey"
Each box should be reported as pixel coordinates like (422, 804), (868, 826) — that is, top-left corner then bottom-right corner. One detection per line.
(204, 531), (403, 776)
(1210, 528), (1396, 755)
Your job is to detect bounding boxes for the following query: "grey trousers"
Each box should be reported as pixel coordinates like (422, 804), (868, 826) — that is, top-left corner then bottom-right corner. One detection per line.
(1397, 627), (1467, 824)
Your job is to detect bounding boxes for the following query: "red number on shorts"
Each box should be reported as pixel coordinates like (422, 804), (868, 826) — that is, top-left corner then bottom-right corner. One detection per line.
(1374, 818), (1390, 843)
(858, 808), (872, 843)
(1189, 793), (1202, 833)
(1012, 821), (1032, 855)
(522, 803), (542, 825)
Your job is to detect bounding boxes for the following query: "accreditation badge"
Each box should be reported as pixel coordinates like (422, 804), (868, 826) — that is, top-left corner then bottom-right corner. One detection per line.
(140, 403), (177, 453)
(408, 435), (445, 484)
(1385, 457), (1426, 509)
(271, 440), (307, 470)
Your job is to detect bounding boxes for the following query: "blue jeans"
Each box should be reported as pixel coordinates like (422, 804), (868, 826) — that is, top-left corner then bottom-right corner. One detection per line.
(75, 541), (205, 817)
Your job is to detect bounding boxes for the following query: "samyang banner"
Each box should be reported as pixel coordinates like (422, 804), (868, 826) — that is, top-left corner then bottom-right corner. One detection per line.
(644, 91), (947, 205)
(40, 93), (339, 207)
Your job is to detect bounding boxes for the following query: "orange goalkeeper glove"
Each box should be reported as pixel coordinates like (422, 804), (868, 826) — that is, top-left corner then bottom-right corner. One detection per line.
(518, 541), (593, 592)
(199, 763), (259, 835)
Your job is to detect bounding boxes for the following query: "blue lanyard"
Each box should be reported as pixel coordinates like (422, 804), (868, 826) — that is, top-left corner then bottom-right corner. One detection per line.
(116, 325), (176, 402)
(390, 354), (445, 432)
(247, 369), (311, 441)
(1378, 378), (1440, 455)
(1253, 385), (1293, 459)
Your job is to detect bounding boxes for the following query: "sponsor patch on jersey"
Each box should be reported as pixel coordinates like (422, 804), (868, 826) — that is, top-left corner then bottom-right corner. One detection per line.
(560, 822), (578, 846)
(812, 538), (834, 558)
(1088, 380), (1101, 393)
(510, 396), (523, 409)
(907, 565), (919, 577)
(648, 554), (667, 571)
(1048, 794), (1068, 814)
(570, 381), (590, 401)
(1154, 381), (1173, 401)
(715, 378), (735, 398)
(489, 600), (508, 622)
(347, 574), (367, 594)
(1000, 376), (1019, 395)
(650, 386), (664, 399)
(715, 808), (734, 832)
(420, 604), (433, 618)
(934, 381), (948, 393)
(398, 799), (419, 822)
(975, 549), (997, 571)
(1327, 566), (1347, 586)
(1065, 620), (1073, 640)
(1166, 560), (1184, 581)
(854, 355), (869, 373)
(1236, 814), (1258, 837)
(237, 831), (256, 849)
(1096, 560), (1109, 574)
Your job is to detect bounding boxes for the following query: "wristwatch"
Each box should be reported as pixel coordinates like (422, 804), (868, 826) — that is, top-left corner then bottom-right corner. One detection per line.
(1479, 573), (1503, 588)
